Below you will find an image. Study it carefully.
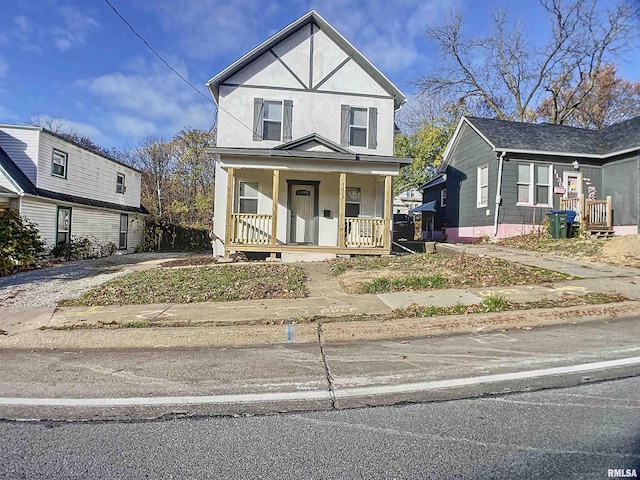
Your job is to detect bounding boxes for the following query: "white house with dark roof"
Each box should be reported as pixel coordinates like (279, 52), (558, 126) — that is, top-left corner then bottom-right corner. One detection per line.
(0, 124), (147, 251)
(418, 115), (640, 242)
(207, 10), (410, 259)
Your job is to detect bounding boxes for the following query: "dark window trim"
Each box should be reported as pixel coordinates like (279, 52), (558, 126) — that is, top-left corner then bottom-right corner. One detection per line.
(55, 206), (72, 246)
(51, 149), (68, 179)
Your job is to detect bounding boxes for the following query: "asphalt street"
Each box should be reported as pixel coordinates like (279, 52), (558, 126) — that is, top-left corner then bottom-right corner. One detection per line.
(1, 376), (639, 479)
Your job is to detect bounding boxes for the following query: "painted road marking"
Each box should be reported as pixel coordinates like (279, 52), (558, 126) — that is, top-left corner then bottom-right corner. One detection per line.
(1, 356), (640, 407)
(468, 333), (517, 344)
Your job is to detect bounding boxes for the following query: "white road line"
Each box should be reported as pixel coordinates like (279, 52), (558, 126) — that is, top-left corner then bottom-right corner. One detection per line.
(1, 356), (640, 407)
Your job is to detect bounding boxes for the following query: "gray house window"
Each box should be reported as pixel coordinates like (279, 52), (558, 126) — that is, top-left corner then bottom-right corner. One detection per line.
(52, 149), (67, 178)
(517, 163), (552, 206)
(477, 165), (488, 208)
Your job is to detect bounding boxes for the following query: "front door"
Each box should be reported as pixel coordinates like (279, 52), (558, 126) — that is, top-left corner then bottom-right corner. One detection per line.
(563, 171), (583, 199)
(290, 184), (316, 244)
(119, 214), (128, 249)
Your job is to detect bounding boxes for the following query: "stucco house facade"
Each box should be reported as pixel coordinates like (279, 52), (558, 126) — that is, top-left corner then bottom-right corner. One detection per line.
(207, 11), (410, 259)
(419, 116), (640, 242)
(0, 125), (147, 252)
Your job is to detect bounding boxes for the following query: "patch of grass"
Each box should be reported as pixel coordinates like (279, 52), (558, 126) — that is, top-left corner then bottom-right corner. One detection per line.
(499, 233), (606, 259)
(122, 321), (150, 328)
(332, 253), (574, 294)
(480, 294), (509, 312)
(361, 274), (446, 294)
(62, 264), (308, 306)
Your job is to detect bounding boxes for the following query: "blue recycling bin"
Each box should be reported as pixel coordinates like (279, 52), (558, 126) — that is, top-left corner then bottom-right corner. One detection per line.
(550, 210), (577, 237)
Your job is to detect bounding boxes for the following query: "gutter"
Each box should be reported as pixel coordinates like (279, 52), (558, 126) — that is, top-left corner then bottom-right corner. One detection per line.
(493, 151), (506, 237)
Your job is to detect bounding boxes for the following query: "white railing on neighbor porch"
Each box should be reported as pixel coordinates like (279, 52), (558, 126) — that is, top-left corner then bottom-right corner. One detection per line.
(345, 217), (386, 247)
(231, 213), (272, 244)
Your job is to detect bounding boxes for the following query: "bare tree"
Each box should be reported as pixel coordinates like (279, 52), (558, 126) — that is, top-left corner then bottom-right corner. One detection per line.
(538, 63), (640, 129)
(417, 0), (639, 124)
(131, 137), (176, 220)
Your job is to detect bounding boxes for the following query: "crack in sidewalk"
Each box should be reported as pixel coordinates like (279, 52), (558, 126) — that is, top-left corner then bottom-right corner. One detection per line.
(316, 322), (336, 409)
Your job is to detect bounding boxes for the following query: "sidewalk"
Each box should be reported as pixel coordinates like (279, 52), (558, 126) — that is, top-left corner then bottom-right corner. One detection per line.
(1, 245), (639, 349)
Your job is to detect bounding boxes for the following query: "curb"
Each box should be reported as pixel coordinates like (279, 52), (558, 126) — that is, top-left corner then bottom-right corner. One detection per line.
(2, 301), (639, 350)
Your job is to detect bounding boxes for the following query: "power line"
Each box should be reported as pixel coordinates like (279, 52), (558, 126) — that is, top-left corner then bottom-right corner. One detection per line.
(102, 0), (294, 151)
(103, 0), (213, 105)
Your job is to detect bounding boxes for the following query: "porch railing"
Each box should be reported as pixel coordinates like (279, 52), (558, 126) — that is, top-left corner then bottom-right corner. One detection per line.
(559, 195), (612, 230)
(345, 217), (386, 247)
(231, 213), (272, 244)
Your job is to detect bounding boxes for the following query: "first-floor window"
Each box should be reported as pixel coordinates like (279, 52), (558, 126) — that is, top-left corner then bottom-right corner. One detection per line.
(440, 188), (447, 207)
(517, 163), (552, 206)
(477, 165), (488, 207)
(345, 187), (361, 217)
(238, 182), (259, 214)
(119, 214), (128, 249)
(56, 207), (71, 245)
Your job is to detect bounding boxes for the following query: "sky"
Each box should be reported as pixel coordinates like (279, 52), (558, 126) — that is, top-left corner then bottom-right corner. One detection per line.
(1, 0), (638, 150)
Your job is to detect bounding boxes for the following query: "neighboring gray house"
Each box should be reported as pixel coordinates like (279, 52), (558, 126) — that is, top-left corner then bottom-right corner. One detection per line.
(207, 11), (410, 259)
(418, 116), (640, 242)
(0, 125), (147, 251)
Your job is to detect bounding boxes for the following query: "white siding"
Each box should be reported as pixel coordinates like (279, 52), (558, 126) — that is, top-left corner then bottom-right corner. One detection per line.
(20, 196), (144, 252)
(217, 22), (396, 155)
(0, 168), (20, 193)
(20, 196), (57, 249)
(0, 126), (39, 183)
(36, 132), (142, 207)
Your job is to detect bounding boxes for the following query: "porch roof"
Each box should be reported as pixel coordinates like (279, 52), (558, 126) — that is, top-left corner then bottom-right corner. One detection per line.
(207, 146), (412, 165)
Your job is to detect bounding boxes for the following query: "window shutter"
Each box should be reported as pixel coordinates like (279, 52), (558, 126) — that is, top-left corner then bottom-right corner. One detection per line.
(283, 100), (293, 142)
(253, 98), (264, 141)
(368, 107), (377, 149)
(340, 104), (350, 146)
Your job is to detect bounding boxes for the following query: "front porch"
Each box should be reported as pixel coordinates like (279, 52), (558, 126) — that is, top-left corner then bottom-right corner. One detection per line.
(560, 195), (613, 234)
(223, 168), (393, 256)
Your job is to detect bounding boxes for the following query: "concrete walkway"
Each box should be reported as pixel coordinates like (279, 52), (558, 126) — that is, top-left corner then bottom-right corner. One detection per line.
(1, 245), (639, 349)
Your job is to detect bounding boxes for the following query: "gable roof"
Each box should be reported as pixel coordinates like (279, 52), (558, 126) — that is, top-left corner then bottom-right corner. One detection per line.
(273, 133), (354, 154)
(419, 173), (446, 191)
(206, 10), (406, 110)
(0, 146), (37, 194)
(464, 116), (640, 157)
(0, 146), (147, 214)
(439, 115), (640, 173)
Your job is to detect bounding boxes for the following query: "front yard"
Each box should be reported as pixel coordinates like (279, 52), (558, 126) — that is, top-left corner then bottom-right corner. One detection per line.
(331, 253), (573, 294)
(63, 264), (307, 306)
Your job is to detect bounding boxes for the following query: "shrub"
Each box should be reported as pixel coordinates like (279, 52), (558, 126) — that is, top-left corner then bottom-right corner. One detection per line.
(0, 208), (46, 275)
(51, 235), (117, 261)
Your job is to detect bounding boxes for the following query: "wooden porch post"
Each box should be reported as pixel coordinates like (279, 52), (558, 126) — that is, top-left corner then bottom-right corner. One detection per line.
(271, 169), (280, 247)
(579, 193), (586, 227)
(225, 167), (234, 253)
(606, 195), (612, 230)
(338, 173), (346, 248)
(383, 175), (392, 250)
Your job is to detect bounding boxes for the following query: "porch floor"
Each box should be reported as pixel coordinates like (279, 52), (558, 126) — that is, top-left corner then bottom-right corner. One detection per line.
(227, 244), (391, 256)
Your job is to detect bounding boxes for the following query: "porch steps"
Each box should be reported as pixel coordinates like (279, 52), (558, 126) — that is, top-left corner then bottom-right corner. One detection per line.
(587, 229), (615, 239)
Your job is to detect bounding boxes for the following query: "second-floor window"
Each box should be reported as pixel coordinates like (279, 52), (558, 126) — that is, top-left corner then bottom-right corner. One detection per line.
(116, 173), (126, 194)
(341, 105), (377, 149)
(52, 149), (67, 178)
(253, 98), (293, 143)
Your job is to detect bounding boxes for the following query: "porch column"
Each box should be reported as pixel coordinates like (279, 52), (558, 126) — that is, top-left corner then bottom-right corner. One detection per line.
(606, 195), (612, 230)
(271, 169), (280, 246)
(338, 173), (346, 248)
(383, 175), (392, 250)
(225, 167), (234, 251)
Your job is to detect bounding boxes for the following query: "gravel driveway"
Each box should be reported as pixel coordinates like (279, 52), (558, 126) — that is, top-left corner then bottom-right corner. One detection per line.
(0, 253), (187, 308)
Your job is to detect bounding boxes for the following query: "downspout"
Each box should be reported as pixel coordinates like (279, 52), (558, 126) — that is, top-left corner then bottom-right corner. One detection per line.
(493, 151), (506, 237)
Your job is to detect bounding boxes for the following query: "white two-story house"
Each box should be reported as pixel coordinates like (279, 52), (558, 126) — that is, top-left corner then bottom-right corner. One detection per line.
(0, 125), (147, 252)
(207, 10), (410, 259)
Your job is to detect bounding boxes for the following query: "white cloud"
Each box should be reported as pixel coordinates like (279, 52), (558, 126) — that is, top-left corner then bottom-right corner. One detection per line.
(52, 6), (100, 52)
(137, 0), (284, 61)
(75, 57), (215, 141)
(30, 115), (106, 142)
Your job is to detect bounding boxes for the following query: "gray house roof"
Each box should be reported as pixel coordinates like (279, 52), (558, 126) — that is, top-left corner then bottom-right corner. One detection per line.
(206, 10), (406, 110)
(464, 116), (640, 157)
